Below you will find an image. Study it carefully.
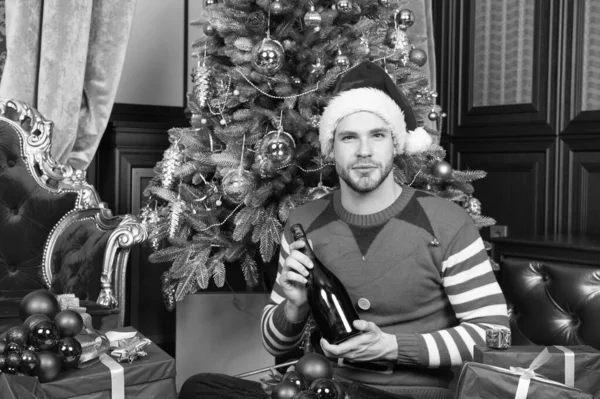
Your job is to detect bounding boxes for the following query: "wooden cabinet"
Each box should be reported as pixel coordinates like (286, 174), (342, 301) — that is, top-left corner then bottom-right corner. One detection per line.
(434, 0), (600, 237)
(96, 103), (187, 348)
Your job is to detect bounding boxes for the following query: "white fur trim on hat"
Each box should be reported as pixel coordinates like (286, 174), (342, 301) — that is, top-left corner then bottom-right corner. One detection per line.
(319, 87), (432, 156)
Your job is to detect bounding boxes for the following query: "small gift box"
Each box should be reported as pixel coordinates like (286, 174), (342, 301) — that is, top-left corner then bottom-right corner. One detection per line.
(474, 345), (600, 398)
(456, 348), (593, 398)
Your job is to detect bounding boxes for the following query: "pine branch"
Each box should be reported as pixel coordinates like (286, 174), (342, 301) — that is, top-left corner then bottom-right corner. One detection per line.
(257, 205), (283, 262)
(148, 246), (188, 263)
(175, 270), (197, 302)
(211, 259), (226, 287)
(471, 215), (497, 228)
(211, 152), (241, 168)
(241, 253), (259, 288)
(233, 206), (263, 241)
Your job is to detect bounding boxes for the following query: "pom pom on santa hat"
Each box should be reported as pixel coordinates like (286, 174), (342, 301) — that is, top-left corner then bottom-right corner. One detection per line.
(319, 61), (432, 157)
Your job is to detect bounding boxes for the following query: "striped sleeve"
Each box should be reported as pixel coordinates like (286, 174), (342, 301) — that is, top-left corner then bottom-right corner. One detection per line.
(398, 221), (509, 368)
(261, 229), (307, 356)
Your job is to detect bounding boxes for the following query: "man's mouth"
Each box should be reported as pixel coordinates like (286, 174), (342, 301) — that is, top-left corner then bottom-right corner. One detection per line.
(353, 164), (377, 170)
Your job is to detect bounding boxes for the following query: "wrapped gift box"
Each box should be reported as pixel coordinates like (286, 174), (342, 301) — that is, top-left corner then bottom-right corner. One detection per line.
(41, 327), (176, 399)
(474, 345), (600, 398)
(455, 362), (593, 399)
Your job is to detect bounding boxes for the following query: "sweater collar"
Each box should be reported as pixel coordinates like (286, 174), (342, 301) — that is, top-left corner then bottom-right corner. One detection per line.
(333, 185), (416, 227)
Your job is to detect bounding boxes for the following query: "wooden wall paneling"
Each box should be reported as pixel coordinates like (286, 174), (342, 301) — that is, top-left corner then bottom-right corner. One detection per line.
(452, 137), (556, 237)
(560, 136), (600, 236)
(453, 0), (559, 136)
(562, 0), (600, 135)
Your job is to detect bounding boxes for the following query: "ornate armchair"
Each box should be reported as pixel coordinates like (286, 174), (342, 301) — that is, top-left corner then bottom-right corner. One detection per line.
(0, 99), (146, 333)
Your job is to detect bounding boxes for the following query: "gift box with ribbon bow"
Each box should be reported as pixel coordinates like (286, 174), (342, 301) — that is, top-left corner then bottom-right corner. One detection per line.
(474, 345), (600, 398)
(456, 348), (593, 399)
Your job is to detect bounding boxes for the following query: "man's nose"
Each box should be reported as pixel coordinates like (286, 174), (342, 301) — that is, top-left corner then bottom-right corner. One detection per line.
(356, 138), (372, 156)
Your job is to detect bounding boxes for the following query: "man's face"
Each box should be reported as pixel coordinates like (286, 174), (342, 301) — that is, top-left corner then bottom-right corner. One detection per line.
(333, 112), (395, 193)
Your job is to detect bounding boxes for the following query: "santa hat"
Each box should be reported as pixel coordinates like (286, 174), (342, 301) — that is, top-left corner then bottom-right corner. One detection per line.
(319, 61), (432, 157)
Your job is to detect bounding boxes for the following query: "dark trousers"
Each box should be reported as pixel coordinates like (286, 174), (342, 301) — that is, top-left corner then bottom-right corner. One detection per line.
(178, 373), (452, 399)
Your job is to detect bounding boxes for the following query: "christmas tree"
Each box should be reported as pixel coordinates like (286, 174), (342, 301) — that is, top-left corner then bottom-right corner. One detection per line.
(141, 0), (496, 311)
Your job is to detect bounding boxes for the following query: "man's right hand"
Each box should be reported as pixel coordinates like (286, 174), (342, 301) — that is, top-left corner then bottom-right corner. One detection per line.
(281, 239), (314, 310)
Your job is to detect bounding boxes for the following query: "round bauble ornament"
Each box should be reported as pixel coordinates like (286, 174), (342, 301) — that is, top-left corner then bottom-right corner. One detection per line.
(304, 5), (321, 30)
(295, 353), (334, 383)
(204, 0), (218, 5)
(463, 197), (482, 215)
(6, 352), (21, 368)
(222, 169), (256, 205)
(0, 354), (6, 369)
(5, 366), (17, 374)
(270, 0), (285, 15)
(32, 350), (61, 383)
(54, 310), (84, 338)
(428, 110), (439, 121)
(20, 349), (38, 373)
(379, 0), (390, 6)
(282, 370), (308, 390)
(0, 338), (6, 354)
(259, 130), (296, 167)
(310, 378), (342, 399)
(291, 76), (302, 86)
(333, 51), (350, 69)
(306, 183), (335, 201)
(6, 326), (28, 347)
(335, 0), (352, 13)
(251, 38), (285, 75)
(19, 289), (60, 322)
(409, 48), (428, 67)
(203, 24), (216, 36)
(432, 161), (453, 181)
(29, 320), (60, 351)
(23, 314), (51, 332)
(57, 337), (82, 368)
(396, 8), (415, 30)
(5, 342), (21, 354)
(271, 379), (302, 399)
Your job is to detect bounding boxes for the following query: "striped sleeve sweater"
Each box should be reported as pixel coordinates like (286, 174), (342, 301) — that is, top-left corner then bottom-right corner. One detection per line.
(261, 186), (509, 371)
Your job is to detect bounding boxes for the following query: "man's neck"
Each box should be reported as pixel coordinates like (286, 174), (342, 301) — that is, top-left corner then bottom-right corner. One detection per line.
(340, 179), (402, 215)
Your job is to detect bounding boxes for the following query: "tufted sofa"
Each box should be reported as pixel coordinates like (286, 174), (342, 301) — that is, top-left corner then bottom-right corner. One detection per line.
(0, 99), (146, 334)
(492, 234), (600, 350)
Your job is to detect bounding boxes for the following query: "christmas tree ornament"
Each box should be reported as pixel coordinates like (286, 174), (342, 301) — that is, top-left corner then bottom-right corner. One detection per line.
(5, 342), (21, 354)
(28, 320), (60, 351)
(57, 337), (82, 368)
(0, 355), (5, 369)
(54, 310), (84, 338)
(379, 0), (390, 6)
(270, 0), (285, 15)
(192, 59), (212, 109)
(233, 89), (240, 96)
(6, 352), (21, 368)
(0, 338), (6, 354)
(335, 0), (353, 13)
(310, 377), (344, 399)
(310, 58), (325, 78)
(259, 130), (296, 167)
(246, 11), (267, 34)
(295, 353), (334, 383)
(432, 161), (453, 181)
(19, 289), (60, 322)
(333, 50), (350, 69)
(203, 24), (216, 36)
(396, 8), (415, 30)
(6, 326), (28, 347)
(306, 182), (335, 201)
(204, 0), (219, 5)
(5, 366), (17, 374)
(291, 76), (302, 85)
(169, 197), (185, 239)
(294, 391), (319, 399)
(251, 37), (285, 75)
(463, 197), (482, 215)
(32, 350), (62, 383)
(409, 48), (428, 66)
(304, 5), (322, 31)
(387, 28), (411, 54)
(20, 350), (38, 373)
(146, 205), (161, 251)
(222, 168), (256, 204)
(428, 109), (439, 120)
(271, 380), (301, 399)
(282, 370), (309, 390)
(161, 273), (176, 312)
(161, 144), (183, 189)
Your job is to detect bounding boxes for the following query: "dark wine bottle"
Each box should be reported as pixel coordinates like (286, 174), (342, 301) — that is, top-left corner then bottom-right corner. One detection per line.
(291, 223), (362, 345)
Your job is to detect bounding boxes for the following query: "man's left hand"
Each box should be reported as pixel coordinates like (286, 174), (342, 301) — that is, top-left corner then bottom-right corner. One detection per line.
(320, 320), (398, 362)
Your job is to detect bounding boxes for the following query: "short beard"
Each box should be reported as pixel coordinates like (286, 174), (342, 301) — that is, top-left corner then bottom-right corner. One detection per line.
(336, 160), (394, 193)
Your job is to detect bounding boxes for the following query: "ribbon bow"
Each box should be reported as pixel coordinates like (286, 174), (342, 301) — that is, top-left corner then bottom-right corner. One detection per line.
(510, 348), (553, 399)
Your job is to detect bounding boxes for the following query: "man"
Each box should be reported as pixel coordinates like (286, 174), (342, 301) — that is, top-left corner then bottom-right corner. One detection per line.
(260, 61), (509, 399)
(179, 61), (509, 399)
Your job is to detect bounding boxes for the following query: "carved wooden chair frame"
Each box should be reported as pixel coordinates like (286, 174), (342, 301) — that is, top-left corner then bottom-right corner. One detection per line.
(0, 98), (146, 327)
